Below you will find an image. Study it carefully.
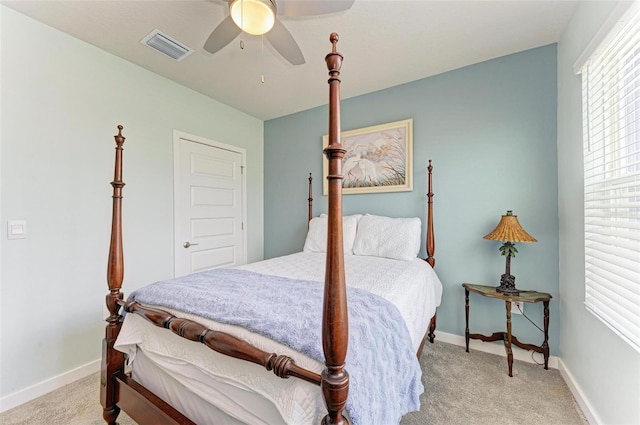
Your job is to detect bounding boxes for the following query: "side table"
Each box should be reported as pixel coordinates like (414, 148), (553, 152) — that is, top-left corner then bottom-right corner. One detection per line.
(463, 283), (552, 377)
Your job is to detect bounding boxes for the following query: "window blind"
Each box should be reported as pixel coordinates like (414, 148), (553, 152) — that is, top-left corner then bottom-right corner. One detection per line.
(581, 5), (640, 353)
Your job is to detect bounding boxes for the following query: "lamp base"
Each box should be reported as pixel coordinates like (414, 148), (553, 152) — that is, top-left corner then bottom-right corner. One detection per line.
(496, 274), (519, 296)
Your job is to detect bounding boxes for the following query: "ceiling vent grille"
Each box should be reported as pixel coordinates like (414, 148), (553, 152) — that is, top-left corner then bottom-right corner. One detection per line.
(141, 29), (193, 62)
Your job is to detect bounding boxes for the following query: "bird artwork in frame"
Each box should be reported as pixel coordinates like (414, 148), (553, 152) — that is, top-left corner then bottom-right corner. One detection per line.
(322, 118), (413, 195)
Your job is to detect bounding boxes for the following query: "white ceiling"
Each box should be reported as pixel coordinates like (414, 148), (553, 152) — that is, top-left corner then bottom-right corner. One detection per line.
(3, 0), (578, 120)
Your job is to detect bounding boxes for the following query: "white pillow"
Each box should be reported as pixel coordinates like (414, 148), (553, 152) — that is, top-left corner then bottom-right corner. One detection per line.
(352, 214), (421, 261)
(303, 214), (362, 255)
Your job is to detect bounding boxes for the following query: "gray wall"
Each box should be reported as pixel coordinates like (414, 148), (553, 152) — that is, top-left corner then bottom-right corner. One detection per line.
(558, 2), (640, 424)
(265, 45), (560, 355)
(0, 6), (263, 401)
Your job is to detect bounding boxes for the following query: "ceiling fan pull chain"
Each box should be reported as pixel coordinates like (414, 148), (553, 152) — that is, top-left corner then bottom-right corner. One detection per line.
(239, 0), (245, 50)
(261, 35), (265, 83)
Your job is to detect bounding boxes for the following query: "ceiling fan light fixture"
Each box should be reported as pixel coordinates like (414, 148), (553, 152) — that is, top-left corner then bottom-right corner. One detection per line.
(229, 0), (276, 36)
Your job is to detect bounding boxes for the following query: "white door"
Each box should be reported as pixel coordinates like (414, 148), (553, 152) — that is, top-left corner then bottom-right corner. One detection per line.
(174, 131), (246, 277)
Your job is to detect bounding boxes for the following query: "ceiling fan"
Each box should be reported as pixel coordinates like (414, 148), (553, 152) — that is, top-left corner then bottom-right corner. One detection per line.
(203, 0), (354, 65)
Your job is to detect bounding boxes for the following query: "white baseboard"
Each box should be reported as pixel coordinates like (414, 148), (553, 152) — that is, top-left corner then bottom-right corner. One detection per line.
(435, 331), (559, 369)
(558, 358), (600, 425)
(0, 358), (100, 413)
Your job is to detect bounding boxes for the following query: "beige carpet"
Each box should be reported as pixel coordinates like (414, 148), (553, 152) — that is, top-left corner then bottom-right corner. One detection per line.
(0, 341), (588, 425)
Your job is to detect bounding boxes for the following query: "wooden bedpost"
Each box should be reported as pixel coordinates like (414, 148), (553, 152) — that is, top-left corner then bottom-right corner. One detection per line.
(308, 172), (314, 222)
(100, 125), (126, 425)
(321, 33), (350, 425)
(426, 160), (435, 268)
(426, 160), (437, 344)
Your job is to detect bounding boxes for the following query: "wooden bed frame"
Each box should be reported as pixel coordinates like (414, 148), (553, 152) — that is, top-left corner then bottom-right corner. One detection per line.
(100, 33), (437, 425)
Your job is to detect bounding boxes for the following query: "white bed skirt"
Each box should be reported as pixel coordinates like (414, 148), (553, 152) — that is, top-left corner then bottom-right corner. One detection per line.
(131, 348), (286, 425)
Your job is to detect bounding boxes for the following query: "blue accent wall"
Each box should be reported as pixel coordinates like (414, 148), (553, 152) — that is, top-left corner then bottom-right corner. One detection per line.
(264, 44), (559, 354)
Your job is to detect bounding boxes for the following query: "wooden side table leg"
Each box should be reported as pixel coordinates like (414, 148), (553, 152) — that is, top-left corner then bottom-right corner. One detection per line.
(465, 288), (470, 352)
(505, 301), (513, 377)
(542, 300), (550, 370)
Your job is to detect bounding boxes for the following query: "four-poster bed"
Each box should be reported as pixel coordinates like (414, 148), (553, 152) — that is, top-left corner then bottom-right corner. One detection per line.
(101, 34), (441, 425)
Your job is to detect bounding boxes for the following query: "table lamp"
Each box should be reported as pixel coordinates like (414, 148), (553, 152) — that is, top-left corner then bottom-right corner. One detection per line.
(483, 210), (537, 295)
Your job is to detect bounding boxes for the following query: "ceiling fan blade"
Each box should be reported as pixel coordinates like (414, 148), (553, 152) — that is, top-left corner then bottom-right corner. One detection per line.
(265, 20), (305, 65)
(203, 15), (242, 54)
(277, 0), (354, 17)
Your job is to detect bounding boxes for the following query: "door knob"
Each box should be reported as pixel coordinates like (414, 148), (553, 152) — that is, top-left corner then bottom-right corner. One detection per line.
(183, 241), (199, 248)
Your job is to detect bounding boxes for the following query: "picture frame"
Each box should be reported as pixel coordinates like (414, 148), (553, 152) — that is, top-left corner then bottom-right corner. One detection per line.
(322, 118), (413, 195)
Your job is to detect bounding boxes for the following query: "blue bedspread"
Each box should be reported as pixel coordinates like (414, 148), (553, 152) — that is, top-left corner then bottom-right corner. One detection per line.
(130, 268), (423, 425)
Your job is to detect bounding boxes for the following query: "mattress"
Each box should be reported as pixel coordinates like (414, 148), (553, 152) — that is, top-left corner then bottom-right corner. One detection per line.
(114, 252), (443, 425)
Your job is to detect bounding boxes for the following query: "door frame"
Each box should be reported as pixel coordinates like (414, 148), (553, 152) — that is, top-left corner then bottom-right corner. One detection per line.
(172, 129), (248, 277)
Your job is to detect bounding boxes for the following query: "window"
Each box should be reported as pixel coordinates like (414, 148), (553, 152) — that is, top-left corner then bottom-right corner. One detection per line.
(579, 4), (640, 352)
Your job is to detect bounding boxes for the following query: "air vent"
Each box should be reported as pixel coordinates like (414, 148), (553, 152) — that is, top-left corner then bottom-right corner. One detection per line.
(141, 29), (193, 62)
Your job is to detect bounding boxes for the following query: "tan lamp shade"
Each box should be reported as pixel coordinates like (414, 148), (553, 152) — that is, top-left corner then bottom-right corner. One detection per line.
(483, 210), (537, 243)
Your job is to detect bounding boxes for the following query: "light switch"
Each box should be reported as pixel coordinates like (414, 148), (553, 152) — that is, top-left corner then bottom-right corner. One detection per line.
(7, 220), (27, 240)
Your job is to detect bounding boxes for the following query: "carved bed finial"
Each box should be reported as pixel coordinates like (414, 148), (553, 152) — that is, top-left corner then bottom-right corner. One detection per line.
(325, 33), (343, 83)
(115, 125), (124, 143)
(330, 32), (339, 50)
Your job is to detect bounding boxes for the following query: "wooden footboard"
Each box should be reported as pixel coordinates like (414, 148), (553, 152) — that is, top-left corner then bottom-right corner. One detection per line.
(113, 372), (194, 425)
(122, 301), (321, 386)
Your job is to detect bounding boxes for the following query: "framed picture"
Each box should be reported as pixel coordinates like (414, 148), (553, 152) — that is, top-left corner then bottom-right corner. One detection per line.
(322, 118), (413, 195)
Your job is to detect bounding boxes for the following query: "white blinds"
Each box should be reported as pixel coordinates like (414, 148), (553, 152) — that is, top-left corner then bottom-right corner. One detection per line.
(581, 5), (640, 353)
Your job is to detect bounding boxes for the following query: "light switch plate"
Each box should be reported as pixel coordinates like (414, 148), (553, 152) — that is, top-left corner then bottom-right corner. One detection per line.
(7, 220), (27, 239)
